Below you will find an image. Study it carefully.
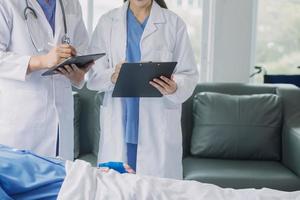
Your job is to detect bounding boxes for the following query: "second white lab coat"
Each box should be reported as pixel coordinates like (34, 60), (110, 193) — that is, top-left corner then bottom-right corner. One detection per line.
(87, 1), (199, 179)
(0, 0), (88, 160)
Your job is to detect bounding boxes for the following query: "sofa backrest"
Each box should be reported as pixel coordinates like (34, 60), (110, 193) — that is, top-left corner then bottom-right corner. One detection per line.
(181, 83), (278, 158)
(190, 92), (282, 160)
(75, 83), (282, 160)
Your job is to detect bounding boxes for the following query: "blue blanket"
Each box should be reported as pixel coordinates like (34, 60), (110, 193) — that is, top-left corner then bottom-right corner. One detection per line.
(0, 145), (129, 200)
(0, 145), (65, 200)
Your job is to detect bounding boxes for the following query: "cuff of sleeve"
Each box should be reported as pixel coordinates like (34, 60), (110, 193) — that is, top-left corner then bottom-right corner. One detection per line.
(162, 75), (184, 106)
(72, 73), (89, 89)
(19, 56), (31, 82)
(72, 79), (85, 89)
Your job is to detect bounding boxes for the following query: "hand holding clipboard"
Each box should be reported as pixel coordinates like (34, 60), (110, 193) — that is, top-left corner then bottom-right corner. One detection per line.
(112, 62), (177, 97)
(149, 75), (177, 96)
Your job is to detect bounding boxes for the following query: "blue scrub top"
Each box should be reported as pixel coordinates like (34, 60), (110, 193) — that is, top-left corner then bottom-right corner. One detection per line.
(37, 0), (56, 35)
(0, 145), (65, 200)
(123, 8), (148, 170)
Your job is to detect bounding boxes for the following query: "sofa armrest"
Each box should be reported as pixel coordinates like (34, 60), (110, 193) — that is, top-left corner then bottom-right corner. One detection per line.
(282, 125), (300, 176)
(278, 86), (300, 176)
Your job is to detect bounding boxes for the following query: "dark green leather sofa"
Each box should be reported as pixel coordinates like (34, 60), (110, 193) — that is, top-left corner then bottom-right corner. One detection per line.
(182, 83), (300, 191)
(73, 83), (300, 191)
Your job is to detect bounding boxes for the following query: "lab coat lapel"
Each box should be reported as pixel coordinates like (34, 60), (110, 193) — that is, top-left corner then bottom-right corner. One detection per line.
(141, 1), (166, 43)
(111, 2), (128, 62)
(28, 0), (53, 40)
(54, 0), (64, 44)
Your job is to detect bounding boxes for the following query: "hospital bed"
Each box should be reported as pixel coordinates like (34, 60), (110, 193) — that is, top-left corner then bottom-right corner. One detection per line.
(0, 145), (299, 200)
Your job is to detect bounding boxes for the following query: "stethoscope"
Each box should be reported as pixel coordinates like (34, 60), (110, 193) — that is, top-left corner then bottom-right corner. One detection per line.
(23, 0), (70, 50)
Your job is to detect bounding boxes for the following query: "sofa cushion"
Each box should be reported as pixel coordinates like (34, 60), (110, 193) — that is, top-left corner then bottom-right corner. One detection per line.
(191, 92), (282, 160)
(183, 157), (300, 191)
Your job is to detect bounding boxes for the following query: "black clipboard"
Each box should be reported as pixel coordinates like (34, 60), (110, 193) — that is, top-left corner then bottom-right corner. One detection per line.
(42, 53), (106, 76)
(112, 62), (177, 97)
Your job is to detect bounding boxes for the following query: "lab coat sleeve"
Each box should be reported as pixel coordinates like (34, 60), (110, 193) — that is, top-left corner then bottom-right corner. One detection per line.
(71, 0), (90, 89)
(163, 18), (199, 106)
(0, 1), (30, 82)
(86, 17), (115, 92)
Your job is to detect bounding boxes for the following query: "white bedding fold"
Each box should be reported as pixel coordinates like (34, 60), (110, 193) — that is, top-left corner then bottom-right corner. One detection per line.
(58, 160), (300, 200)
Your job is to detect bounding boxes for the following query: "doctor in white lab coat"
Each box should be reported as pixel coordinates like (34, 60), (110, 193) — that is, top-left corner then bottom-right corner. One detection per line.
(0, 0), (89, 160)
(88, 0), (198, 179)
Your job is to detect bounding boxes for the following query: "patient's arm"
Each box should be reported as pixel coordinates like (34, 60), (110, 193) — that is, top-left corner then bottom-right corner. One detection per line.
(124, 163), (135, 174)
(98, 162), (135, 174)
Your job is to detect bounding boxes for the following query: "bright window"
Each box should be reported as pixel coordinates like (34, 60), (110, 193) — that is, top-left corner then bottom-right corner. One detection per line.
(256, 0), (300, 75)
(78, 0), (123, 33)
(165, 0), (203, 66)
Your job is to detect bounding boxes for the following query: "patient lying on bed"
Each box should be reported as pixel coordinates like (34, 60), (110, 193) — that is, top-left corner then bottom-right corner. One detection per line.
(0, 145), (133, 200)
(1, 145), (299, 200)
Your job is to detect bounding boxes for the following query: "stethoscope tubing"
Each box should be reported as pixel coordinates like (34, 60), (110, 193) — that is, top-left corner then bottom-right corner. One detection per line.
(24, 0), (70, 45)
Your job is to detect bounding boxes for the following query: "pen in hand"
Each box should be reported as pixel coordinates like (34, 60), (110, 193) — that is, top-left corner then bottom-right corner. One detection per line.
(47, 42), (77, 57)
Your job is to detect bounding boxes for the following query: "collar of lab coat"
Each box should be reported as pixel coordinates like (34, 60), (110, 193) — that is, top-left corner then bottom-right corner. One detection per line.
(114, 1), (167, 44)
(113, 1), (166, 25)
(108, 1), (167, 61)
(28, 0), (70, 21)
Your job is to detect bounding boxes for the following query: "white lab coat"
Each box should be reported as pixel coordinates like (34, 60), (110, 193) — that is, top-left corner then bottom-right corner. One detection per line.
(0, 0), (88, 160)
(87, 1), (199, 179)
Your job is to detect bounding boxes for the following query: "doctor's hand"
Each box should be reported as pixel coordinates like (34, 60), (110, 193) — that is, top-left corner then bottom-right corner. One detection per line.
(111, 61), (125, 84)
(28, 44), (76, 74)
(42, 44), (77, 67)
(56, 62), (94, 86)
(150, 76), (177, 95)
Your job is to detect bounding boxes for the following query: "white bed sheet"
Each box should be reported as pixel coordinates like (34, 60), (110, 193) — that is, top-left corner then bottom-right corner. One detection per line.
(58, 160), (300, 200)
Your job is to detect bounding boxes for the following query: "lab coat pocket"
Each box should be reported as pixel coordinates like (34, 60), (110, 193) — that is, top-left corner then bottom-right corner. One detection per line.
(147, 50), (174, 62)
(99, 105), (109, 156)
(0, 90), (47, 126)
(164, 107), (182, 145)
(99, 105), (108, 133)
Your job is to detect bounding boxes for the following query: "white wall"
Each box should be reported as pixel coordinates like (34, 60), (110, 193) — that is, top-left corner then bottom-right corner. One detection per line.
(202, 0), (258, 83)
